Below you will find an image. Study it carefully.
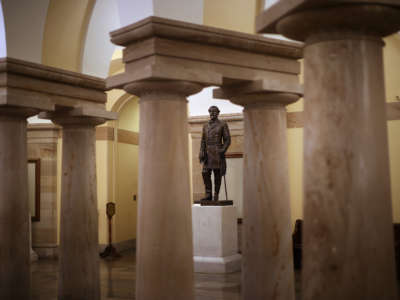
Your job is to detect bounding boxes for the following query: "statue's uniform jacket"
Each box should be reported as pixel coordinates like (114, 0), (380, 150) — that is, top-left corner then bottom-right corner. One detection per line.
(200, 119), (231, 175)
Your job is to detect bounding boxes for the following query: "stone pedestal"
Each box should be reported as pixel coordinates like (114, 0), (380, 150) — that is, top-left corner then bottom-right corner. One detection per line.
(257, 2), (400, 299)
(192, 204), (241, 273)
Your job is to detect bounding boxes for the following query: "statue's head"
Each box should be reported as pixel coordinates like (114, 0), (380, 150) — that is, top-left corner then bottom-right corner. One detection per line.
(208, 106), (220, 121)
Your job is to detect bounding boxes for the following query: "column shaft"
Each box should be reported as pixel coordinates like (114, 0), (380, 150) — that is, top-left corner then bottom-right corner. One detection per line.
(0, 114), (30, 299)
(242, 104), (295, 300)
(136, 91), (195, 300)
(302, 35), (397, 299)
(58, 124), (100, 300)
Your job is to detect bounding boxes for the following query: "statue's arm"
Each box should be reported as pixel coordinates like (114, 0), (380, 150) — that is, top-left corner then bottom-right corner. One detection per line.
(221, 123), (231, 153)
(199, 126), (206, 163)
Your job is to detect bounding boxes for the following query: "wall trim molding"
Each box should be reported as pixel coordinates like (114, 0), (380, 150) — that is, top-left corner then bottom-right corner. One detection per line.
(189, 102), (400, 130)
(95, 126), (139, 145)
(118, 128), (139, 145)
(226, 152), (243, 158)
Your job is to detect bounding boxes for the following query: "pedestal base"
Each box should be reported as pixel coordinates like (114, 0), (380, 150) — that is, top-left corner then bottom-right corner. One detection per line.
(194, 253), (241, 273)
(30, 248), (38, 262)
(192, 205), (241, 273)
(100, 245), (121, 260)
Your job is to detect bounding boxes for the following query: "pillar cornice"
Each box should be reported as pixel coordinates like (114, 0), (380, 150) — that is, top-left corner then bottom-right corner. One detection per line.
(0, 57), (110, 115)
(106, 17), (303, 91)
(256, 1), (400, 40)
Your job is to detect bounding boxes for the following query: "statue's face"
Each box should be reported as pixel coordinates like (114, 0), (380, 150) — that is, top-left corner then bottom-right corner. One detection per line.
(209, 108), (219, 121)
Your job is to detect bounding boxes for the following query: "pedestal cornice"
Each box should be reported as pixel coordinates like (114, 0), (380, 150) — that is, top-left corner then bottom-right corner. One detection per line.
(257, 1), (400, 41)
(106, 17), (303, 91)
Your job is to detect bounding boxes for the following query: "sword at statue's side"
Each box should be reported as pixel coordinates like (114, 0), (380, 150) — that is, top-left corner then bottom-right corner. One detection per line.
(223, 175), (228, 201)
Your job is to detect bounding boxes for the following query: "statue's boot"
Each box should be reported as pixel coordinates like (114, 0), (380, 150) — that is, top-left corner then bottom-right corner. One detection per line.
(214, 169), (222, 201)
(213, 193), (219, 202)
(201, 169), (212, 201)
(201, 193), (212, 201)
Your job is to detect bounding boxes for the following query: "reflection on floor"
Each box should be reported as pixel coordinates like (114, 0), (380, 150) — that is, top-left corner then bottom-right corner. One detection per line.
(32, 250), (301, 300)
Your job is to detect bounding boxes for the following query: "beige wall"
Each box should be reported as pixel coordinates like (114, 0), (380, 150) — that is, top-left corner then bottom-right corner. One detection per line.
(96, 140), (113, 245)
(28, 125), (60, 258)
(114, 98), (140, 244)
(115, 143), (138, 243)
(203, 0), (258, 33)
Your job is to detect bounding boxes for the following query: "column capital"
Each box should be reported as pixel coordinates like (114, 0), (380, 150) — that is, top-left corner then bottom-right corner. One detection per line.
(0, 106), (39, 119)
(256, 1), (400, 42)
(39, 107), (117, 127)
(213, 79), (302, 107)
(125, 80), (204, 100)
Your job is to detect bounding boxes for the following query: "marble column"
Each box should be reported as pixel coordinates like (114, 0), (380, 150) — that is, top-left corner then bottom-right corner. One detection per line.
(267, 4), (400, 300)
(125, 81), (203, 300)
(229, 93), (299, 300)
(50, 115), (106, 300)
(0, 107), (37, 299)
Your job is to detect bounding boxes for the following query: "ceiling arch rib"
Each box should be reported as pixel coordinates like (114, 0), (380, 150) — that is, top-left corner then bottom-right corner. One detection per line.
(81, 0), (204, 78)
(82, 0), (120, 78)
(0, 1), (6, 57)
(42, 0), (95, 72)
(1, 0), (49, 63)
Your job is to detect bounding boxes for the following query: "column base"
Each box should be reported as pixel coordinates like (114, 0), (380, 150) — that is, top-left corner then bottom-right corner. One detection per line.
(194, 254), (241, 273)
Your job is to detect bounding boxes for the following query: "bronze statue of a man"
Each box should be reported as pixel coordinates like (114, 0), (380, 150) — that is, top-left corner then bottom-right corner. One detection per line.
(199, 106), (231, 201)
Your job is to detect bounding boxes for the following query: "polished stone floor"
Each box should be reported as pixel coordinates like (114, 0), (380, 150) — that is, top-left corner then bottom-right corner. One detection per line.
(31, 250), (300, 300)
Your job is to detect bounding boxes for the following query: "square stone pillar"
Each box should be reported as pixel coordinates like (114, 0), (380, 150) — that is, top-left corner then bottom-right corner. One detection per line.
(0, 59), (54, 299)
(0, 57), (116, 300)
(257, 2), (400, 299)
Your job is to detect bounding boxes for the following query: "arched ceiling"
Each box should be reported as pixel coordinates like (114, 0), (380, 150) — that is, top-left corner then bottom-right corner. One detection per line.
(0, 0), (265, 118)
(82, 0), (120, 77)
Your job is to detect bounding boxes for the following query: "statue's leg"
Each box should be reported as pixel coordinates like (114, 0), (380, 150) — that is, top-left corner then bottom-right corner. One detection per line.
(201, 168), (212, 200)
(213, 169), (222, 201)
